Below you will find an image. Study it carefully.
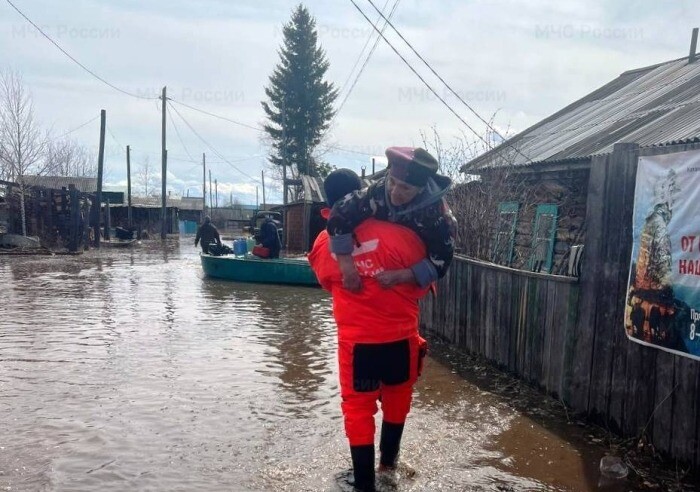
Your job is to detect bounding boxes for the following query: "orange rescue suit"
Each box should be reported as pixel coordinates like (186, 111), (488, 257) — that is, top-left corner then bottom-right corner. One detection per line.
(308, 217), (429, 446)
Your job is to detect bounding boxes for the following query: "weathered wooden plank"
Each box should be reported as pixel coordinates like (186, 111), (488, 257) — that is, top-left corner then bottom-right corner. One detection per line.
(517, 276), (528, 376)
(560, 284), (580, 403)
(452, 260), (461, 347)
(519, 277), (529, 379)
(509, 273), (518, 371)
(542, 280), (557, 391)
(651, 351), (675, 455)
(620, 341), (642, 436)
(468, 261), (479, 354)
(590, 144), (637, 417)
(671, 356), (699, 463)
(571, 155), (608, 414)
(479, 266), (488, 357)
(612, 143), (643, 435)
(529, 278), (546, 385)
(483, 269), (494, 360)
(547, 281), (567, 397)
(695, 366), (700, 468)
(498, 270), (513, 368)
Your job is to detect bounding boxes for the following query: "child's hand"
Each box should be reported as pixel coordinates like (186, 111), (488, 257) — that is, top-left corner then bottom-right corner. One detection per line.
(338, 254), (361, 292)
(375, 268), (415, 289)
(342, 270), (362, 292)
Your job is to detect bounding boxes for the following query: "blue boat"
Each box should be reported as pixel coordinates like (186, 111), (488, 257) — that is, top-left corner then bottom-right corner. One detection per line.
(200, 254), (319, 286)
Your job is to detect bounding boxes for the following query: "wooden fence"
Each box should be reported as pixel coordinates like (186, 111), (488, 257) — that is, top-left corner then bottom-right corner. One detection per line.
(421, 142), (700, 468)
(421, 257), (580, 398)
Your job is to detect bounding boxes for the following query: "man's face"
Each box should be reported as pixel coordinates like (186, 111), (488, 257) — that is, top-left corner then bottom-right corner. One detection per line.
(387, 175), (422, 206)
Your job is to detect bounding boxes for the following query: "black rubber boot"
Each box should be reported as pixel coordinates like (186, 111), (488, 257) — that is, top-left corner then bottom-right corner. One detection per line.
(350, 444), (376, 491)
(379, 421), (404, 468)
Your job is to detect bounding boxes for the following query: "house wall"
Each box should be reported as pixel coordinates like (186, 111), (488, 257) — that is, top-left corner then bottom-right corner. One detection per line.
(509, 168), (589, 274)
(423, 142), (700, 468)
(285, 203), (305, 252)
(451, 166), (589, 275)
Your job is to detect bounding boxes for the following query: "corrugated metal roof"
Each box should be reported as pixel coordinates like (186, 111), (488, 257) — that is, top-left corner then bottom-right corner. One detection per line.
(112, 196), (203, 210)
(22, 175), (97, 192)
(465, 57), (700, 170)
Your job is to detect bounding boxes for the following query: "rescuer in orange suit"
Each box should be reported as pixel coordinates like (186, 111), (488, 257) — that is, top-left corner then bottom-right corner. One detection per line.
(308, 169), (430, 492)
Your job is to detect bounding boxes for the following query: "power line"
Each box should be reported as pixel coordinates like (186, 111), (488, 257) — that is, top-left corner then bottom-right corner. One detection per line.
(168, 98), (262, 131)
(106, 125), (123, 148)
(5, 0), (158, 101)
(167, 105), (197, 163)
(336, 0), (391, 98)
(167, 101), (262, 184)
(325, 145), (376, 157)
(334, 0), (401, 121)
(169, 97), (374, 159)
(362, 0), (531, 163)
(347, 0), (499, 156)
(50, 114), (100, 141)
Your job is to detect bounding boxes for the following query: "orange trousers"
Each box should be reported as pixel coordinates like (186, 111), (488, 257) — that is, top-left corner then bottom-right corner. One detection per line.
(338, 334), (427, 446)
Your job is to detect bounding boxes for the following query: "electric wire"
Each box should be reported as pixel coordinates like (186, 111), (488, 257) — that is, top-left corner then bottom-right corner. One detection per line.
(52, 115), (100, 141)
(166, 105), (197, 163)
(347, 0), (493, 153)
(5, 0), (158, 101)
(333, 0), (400, 121)
(168, 98), (261, 131)
(362, 0), (532, 163)
(7, 0), (384, 165)
(106, 125), (123, 148)
(167, 101), (262, 184)
(336, 0), (391, 98)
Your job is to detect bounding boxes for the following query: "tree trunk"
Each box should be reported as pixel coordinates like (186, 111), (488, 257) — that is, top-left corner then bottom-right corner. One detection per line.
(19, 182), (27, 236)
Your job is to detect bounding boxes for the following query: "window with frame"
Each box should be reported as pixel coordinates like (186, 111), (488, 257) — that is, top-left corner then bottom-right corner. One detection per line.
(529, 204), (558, 273)
(492, 202), (519, 266)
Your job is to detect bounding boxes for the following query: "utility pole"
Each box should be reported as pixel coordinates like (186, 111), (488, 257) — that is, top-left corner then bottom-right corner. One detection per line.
(215, 179), (218, 210)
(261, 170), (267, 210)
(160, 86), (167, 240)
(371, 157), (375, 175)
(94, 109), (106, 248)
(209, 169), (213, 214)
(202, 152), (206, 218)
(256, 186), (259, 210)
(126, 145), (132, 228)
(229, 191), (232, 208)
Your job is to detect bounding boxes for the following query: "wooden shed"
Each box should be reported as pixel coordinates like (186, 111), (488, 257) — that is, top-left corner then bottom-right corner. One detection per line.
(281, 175), (327, 253)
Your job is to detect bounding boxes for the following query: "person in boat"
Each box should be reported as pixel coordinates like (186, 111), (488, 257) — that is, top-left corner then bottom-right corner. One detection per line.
(309, 169), (431, 492)
(256, 216), (282, 259)
(326, 146), (456, 292)
(194, 216), (222, 254)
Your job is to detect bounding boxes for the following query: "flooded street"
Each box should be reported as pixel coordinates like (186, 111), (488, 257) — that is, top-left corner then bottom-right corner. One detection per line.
(1, 239), (622, 491)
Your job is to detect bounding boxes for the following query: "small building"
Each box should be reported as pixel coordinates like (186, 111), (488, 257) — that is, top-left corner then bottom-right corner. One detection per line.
(280, 171), (380, 253)
(108, 195), (199, 236)
(281, 175), (327, 253)
(459, 53), (700, 275)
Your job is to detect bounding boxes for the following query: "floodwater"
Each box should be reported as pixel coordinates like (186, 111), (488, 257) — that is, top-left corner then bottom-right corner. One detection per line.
(1, 239), (627, 491)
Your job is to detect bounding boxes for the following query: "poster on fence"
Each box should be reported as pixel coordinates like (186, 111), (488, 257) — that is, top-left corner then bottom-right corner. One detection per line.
(625, 149), (700, 360)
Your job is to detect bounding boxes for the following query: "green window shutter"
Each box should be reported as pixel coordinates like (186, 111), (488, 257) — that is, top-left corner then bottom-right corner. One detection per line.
(492, 202), (519, 266)
(529, 204), (558, 273)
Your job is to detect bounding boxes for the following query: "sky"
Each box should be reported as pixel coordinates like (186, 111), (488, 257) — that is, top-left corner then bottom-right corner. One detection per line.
(1, 0), (698, 205)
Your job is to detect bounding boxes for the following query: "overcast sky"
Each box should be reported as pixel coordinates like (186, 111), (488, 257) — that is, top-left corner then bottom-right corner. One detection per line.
(1, 0), (697, 204)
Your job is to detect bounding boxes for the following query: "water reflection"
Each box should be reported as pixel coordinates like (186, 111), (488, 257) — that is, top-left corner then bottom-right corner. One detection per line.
(200, 280), (336, 418)
(0, 240), (644, 491)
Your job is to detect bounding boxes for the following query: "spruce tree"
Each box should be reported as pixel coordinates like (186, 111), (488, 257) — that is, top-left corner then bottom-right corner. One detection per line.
(262, 4), (338, 178)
